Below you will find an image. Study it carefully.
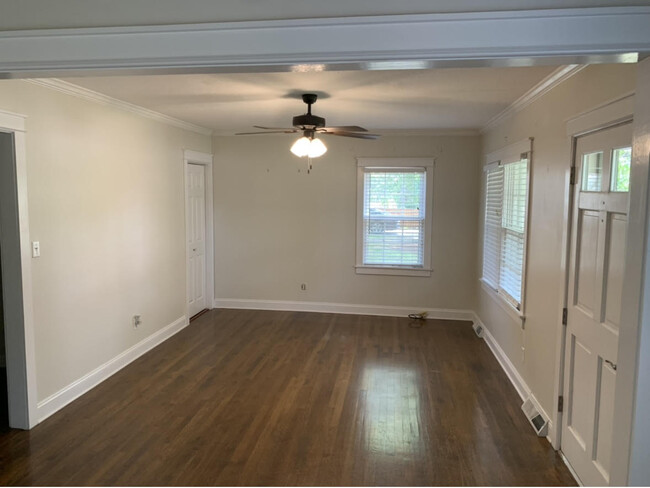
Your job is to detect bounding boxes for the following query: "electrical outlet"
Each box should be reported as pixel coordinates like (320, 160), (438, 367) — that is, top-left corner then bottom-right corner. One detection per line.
(300, 283), (307, 291)
(133, 315), (142, 329)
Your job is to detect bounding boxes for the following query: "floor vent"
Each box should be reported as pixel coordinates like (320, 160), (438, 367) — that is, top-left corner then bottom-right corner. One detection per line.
(472, 322), (484, 338)
(521, 397), (548, 437)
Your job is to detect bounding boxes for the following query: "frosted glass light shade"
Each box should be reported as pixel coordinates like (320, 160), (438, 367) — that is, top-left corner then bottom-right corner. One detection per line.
(307, 138), (327, 158)
(290, 136), (327, 158)
(290, 137), (311, 157)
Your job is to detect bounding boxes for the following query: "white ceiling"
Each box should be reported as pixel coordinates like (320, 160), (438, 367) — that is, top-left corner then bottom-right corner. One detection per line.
(63, 66), (558, 134)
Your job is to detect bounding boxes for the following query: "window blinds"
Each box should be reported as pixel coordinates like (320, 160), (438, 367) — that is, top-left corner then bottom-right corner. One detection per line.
(362, 168), (426, 267)
(482, 157), (529, 310)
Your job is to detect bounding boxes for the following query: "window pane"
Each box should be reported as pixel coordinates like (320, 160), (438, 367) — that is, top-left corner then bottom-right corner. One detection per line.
(499, 159), (528, 308)
(581, 152), (603, 192)
(363, 170), (426, 266)
(611, 147), (631, 192)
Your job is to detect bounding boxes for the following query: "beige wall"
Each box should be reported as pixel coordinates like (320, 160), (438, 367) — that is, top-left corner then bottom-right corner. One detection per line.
(212, 134), (480, 310)
(0, 80), (211, 401)
(477, 63), (637, 418)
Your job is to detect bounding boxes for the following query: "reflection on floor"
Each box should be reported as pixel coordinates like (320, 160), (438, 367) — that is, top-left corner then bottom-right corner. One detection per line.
(0, 309), (576, 485)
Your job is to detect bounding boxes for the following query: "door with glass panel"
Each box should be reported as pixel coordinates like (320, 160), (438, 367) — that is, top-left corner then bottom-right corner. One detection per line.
(563, 122), (632, 486)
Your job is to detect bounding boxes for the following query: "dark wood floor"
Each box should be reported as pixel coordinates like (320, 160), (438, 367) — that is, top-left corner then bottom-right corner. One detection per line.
(0, 310), (576, 486)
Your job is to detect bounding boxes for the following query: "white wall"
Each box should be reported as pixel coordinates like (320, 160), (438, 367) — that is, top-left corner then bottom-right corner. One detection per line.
(477, 63), (637, 420)
(0, 80), (211, 402)
(2, 0), (649, 30)
(212, 134), (480, 310)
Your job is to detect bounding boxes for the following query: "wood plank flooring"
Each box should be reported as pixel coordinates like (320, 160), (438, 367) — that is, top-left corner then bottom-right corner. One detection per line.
(0, 309), (576, 485)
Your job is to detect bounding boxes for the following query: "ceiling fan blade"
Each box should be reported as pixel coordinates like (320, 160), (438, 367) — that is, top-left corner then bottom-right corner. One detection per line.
(235, 130), (297, 135)
(321, 125), (368, 132)
(253, 125), (296, 130)
(321, 130), (380, 140)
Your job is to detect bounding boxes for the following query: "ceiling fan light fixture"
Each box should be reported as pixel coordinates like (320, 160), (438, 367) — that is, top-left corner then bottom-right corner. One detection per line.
(290, 136), (311, 157)
(290, 135), (327, 158)
(307, 138), (327, 158)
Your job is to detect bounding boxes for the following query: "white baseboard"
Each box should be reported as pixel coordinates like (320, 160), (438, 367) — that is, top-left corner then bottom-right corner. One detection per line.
(37, 315), (188, 422)
(472, 312), (557, 446)
(213, 298), (475, 322)
(473, 312), (531, 401)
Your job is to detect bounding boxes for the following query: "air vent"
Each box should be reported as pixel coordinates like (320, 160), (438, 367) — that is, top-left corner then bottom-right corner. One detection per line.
(472, 322), (484, 338)
(521, 397), (549, 437)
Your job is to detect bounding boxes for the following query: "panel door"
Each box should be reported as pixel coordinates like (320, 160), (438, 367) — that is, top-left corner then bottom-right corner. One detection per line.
(187, 163), (207, 317)
(563, 123), (632, 486)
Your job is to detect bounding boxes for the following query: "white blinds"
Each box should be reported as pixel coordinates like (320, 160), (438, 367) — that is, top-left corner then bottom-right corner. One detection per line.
(362, 169), (426, 267)
(483, 165), (504, 289)
(482, 157), (529, 309)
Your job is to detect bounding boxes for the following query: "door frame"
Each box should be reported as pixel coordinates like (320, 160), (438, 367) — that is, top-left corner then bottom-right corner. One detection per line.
(183, 149), (214, 318)
(0, 109), (38, 429)
(551, 94), (636, 479)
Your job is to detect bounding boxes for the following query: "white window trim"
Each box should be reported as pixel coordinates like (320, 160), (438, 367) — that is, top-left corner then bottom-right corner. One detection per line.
(356, 158), (434, 277)
(481, 139), (532, 318)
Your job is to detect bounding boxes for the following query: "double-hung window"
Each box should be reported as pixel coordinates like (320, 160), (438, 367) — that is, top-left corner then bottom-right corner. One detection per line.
(356, 158), (434, 277)
(482, 142), (530, 311)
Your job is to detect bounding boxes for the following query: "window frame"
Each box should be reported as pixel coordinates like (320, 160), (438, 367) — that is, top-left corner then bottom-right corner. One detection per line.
(356, 158), (434, 277)
(480, 139), (532, 317)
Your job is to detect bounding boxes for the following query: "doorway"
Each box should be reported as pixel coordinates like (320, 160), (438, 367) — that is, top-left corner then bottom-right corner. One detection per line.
(562, 121), (632, 485)
(0, 255), (7, 432)
(184, 150), (214, 321)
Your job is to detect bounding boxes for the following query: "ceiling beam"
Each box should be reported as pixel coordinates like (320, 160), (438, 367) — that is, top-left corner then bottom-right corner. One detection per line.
(0, 7), (648, 78)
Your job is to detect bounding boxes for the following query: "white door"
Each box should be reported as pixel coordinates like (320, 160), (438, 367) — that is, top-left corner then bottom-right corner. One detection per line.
(186, 163), (207, 318)
(563, 122), (632, 486)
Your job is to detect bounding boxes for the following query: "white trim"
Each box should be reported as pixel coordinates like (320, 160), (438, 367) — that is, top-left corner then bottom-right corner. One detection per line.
(0, 109), (26, 132)
(473, 312), (560, 453)
(357, 157), (434, 168)
(479, 279), (525, 324)
(184, 150), (215, 319)
(485, 138), (532, 166)
(560, 450), (584, 486)
(355, 266), (432, 277)
(26, 79), (212, 136)
(213, 298), (475, 322)
(475, 314), (530, 401)
(0, 8), (645, 77)
(37, 315), (188, 422)
(481, 65), (586, 132)
(355, 158), (434, 276)
(565, 92), (635, 136)
(0, 113), (39, 429)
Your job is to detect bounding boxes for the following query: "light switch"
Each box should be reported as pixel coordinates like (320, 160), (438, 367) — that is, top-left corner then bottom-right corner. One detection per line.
(32, 241), (40, 258)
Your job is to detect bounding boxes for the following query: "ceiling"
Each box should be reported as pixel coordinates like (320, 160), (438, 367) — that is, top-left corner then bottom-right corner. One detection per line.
(63, 65), (558, 134)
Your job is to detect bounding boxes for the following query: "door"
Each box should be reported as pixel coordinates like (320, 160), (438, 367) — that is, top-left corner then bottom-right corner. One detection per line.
(186, 163), (207, 318)
(563, 122), (632, 486)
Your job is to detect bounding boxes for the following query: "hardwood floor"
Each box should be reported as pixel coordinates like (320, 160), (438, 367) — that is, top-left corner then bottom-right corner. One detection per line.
(0, 310), (576, 485)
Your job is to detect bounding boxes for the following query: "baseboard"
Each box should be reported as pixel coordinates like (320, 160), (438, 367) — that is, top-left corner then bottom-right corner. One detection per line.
(37, 315), (188, 423)
(472, 312), (556, 445)
(213, 298), (475, 322)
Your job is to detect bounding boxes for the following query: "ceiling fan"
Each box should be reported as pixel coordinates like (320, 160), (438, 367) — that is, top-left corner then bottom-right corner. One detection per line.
(235, 93), (379, 166)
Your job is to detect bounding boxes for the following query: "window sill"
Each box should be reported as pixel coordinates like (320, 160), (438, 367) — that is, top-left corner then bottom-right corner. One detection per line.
(356, 266), (432, 277)
(479, 278), (526, 325)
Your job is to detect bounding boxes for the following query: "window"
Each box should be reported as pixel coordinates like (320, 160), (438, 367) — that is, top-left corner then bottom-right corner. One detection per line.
(482, 150), (530, 311)
(356, 158), (434, 276)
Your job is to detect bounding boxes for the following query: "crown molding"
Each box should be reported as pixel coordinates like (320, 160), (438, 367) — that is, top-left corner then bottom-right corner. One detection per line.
(481, 65), (587, 133)
(0, 8), (646, 77)
(25, 78), (213, 136)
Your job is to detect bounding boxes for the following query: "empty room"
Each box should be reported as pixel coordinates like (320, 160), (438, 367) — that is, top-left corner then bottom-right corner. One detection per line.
(1, 2), (650, 486)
